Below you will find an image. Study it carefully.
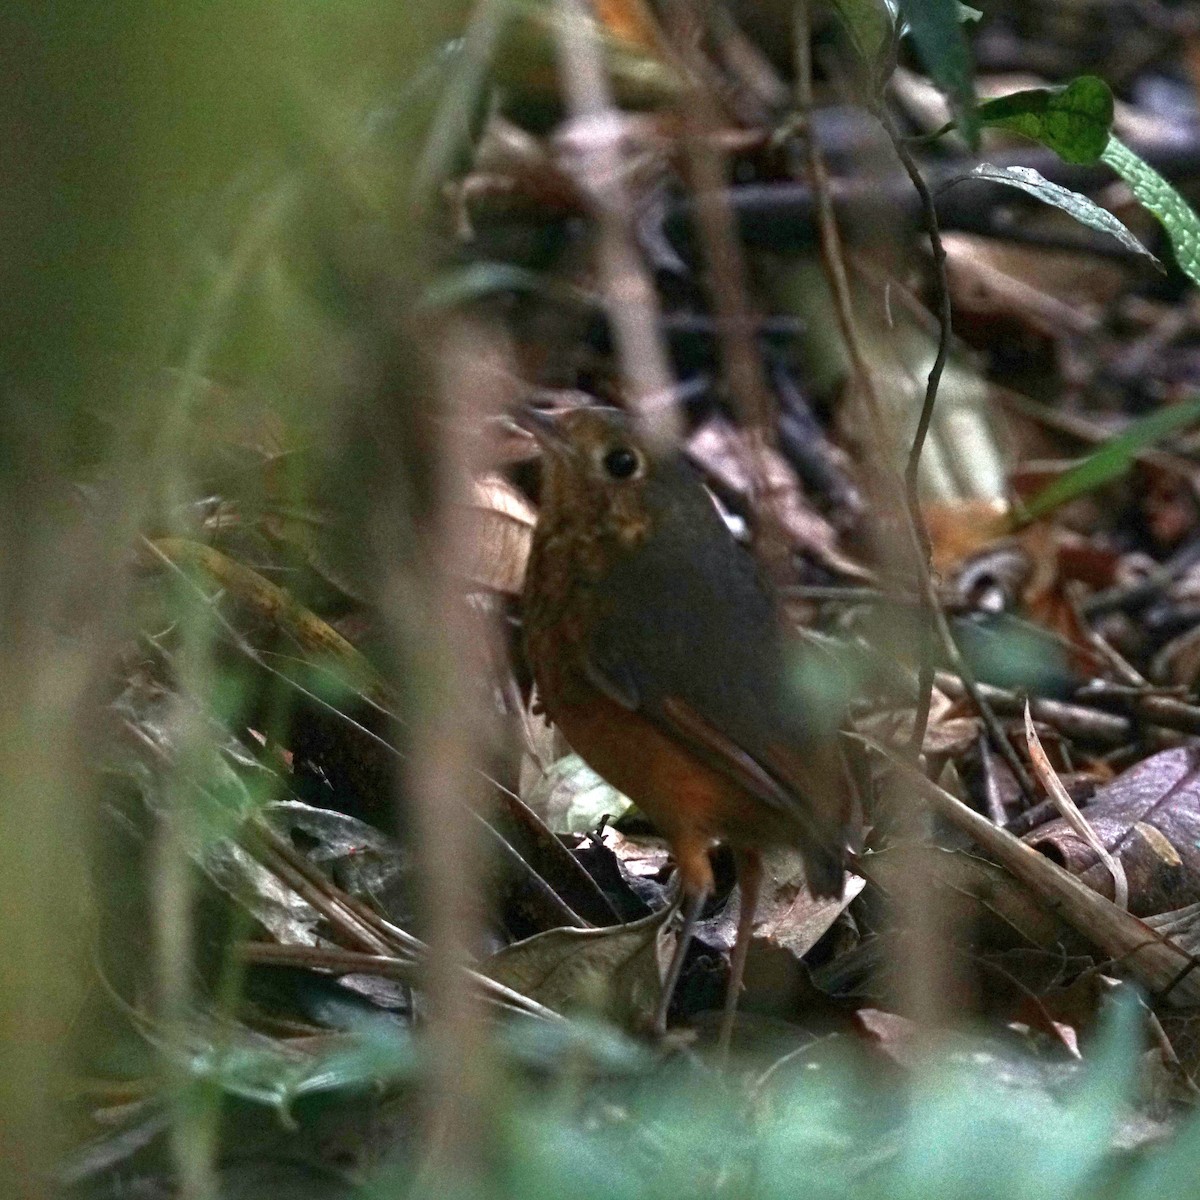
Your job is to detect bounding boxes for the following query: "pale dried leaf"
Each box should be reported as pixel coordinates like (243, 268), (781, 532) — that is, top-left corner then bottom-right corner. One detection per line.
(864, 737), (1200, 1007)
(462, 473), (538, 594)
(484, 905), (671, 1024)
(524, 752), (636, 834)
(1025, 702), (1128, 910)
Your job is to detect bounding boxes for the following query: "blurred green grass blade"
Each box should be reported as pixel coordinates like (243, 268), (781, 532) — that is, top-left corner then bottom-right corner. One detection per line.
(897, 0), (978, 144)
(977, 75), (1113, 164)
(420, 262), (550, 309)
(959, 164), (1159, 266)
(1018, 394), (1200, 524)
(181, 1024), (416, 1115)
(1102, 136), (1200, 289)
(1066, 985), (1144, 1143)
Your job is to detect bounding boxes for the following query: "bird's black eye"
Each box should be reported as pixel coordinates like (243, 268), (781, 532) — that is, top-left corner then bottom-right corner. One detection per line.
(602, 446), (640, 479)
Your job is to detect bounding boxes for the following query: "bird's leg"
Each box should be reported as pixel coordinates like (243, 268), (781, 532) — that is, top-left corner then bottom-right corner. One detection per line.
(654, 883), (708, 1036)
(718, 848), (763, 1057)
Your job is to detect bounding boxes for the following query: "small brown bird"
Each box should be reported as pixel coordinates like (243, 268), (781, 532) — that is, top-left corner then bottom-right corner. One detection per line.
(521, 405), (852, 1048)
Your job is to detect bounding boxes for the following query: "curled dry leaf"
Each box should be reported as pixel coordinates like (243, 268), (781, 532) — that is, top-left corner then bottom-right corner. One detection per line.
(686, 417), (867, 578)
(462, 473), (538, 595)
(483, 904), (672, 1026)
(1025, 745), (1200, 915)
(862, 737), (1200, 1008)
(710, 846), (865, 963)
(1024, 702), (1129, 910)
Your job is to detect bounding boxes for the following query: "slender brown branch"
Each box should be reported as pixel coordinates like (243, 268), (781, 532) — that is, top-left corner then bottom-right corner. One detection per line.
(552, 0), (681, 450)
(663, 4), (774, 439)
(392, 325), (507, 1186)
(664, 0), (793, 567)
(238, 942), (563, 1022)
(880, 108), (952, 521)
(934, 673), (1131, 746)
(793, 3), (943, 760)
(875, 97), (1024, 784)
(794, 0), (962, 1029)
(878, 110), (951, 757)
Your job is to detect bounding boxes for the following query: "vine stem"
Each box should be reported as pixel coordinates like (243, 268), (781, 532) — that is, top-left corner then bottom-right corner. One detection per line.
(877, 100), (1036, 799)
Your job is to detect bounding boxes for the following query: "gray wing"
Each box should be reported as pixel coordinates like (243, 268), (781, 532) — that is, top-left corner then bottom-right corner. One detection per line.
(585, 493), (839, 804)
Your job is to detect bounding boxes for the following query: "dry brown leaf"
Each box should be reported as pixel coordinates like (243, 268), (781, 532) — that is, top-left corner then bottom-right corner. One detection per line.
(462, 473), (538, 595)
(863, 738), (1200, 1008)
(741, 847), (865, 961)
(686, 417), (868, 578)
(1024, 701), (1129, 910)
(483, 904), (671, 1025)
(1025, 745), (1200, 915)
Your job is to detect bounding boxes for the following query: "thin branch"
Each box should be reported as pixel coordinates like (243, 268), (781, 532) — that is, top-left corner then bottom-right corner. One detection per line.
(793, 3), (943, 760)
(664, 0), (791, 567)
(665, 3), (775, 438)
(878, 93), (1023, 782)
(393, 325), (507, 1185)
(239, 943), (563, 1023)
(552, 0), (681, 450)
(934, 673), (1131, 746)
(878, 107), (952, 757)
(879, 106), (953, 514)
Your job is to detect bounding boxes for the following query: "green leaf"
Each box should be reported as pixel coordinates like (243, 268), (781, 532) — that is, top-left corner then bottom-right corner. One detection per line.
(829, 0), (896, 66)
(977, 75), (1113, 164)
(956, 164), (1159, 267)
(897, 0), (978, 145)
(1102, 135), (1200, 290)
(972, 77), (1200, 290)
(1019, 393), (1200, 524)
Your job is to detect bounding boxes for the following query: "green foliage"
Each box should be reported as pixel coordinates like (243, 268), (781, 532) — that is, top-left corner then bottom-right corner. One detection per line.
(1019, 393), (1200, 524)
(1102, 137), (1200, 290)
(372, 989), (1176, 1200)
(827, 0), (896, 70)
(959, 165), (1159, 266)
(897, 0), (978, 142)
(973, 75), (1200, 289)
(977, 76), (1114, 164)
(174, 1021), (417, 1117)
